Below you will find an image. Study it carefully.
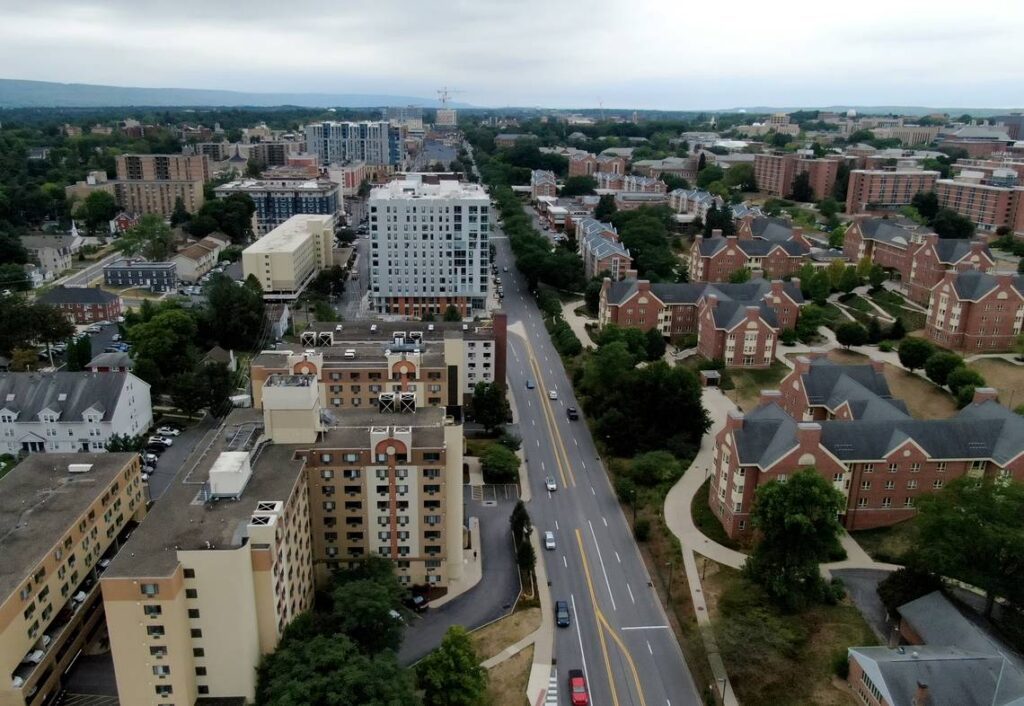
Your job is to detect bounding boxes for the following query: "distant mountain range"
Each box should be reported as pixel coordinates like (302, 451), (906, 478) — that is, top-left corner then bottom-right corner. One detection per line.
(729, 105), (1019, 118)
(0, 78), (472, 109)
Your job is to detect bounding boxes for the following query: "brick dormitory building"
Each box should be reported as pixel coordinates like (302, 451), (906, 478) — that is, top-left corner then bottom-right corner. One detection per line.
(925, 270), (1024, 352)
(690, 216), (812, 282)
(709, 354), (1024, 539)
(842, 216), (995, 304)
(599, 273), (803, 367)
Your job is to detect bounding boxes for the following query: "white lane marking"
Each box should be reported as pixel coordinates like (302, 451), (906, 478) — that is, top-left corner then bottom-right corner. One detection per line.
(667, 700), (672, 706)
(563, 555), (568, 568)
(615, 551), (621, 563)
(588, 520), (616, 611)
(527, 399), (532, 407)
(570, 595), (591, 696)
(646, 640), (653, 655)
(555, 520), (559, 530)
(620, 625), (671, 631)
(574, 438), (578, 446)
(541, 461), (545, 471)
(602, 517), (608, 527)
(627, 583), (635, 604)
(532, 418), (536, 426)
(536, 439), (540, 447)
(581, 460), (587, 470)
(591, 487), (596, 495)
(547, 490), (552, 499)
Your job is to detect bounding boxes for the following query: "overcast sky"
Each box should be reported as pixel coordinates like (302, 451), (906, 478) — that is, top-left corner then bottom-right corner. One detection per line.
(1, 0), (1022, 110)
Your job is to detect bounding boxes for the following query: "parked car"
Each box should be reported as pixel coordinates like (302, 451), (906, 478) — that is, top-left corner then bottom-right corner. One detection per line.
(156, 426), (181, 437)
(144, 444), (166, 455)
(555, 600), (570, 628)
(544, 531), (556, 550)
(503, 266), (509, 272)
(141, 453), (159, 464)
(545, 476), (557, 492)
(86, 325), (102, 334)
(403, 594), (428, 613)
(111, 334), (122, 342)
(568, 670), (589, 706)
(147, 436), (173, 447)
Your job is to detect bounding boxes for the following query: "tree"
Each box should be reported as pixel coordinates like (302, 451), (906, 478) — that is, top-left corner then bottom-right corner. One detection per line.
(516, 536), (536, 573)
(105, 433), (147, 452)
(702, 202), (736, 236)
(0, 264), (30, 292)
(897, 337), (933, 372)
(74, 190), (119, 235)
(510, 500), (532, 545)
(584, 277), (604, 316)
(660, 174), (689, 192)
(745, 468), (845, 609)
(189, 193), (256, 242)
(169, 197), (191, 227)
(256, 634), (416, 706)
(877, 567), (942, 616)
(832, 162), (851, 202)
(837, 266), (860, 295)
(10, 348), (38, 371)
(171, 371), (206, 419)
(931, 208), (975, 239)
(481, 444), (519, 484)
(835, 322), (867, 348)
(594, 194), (617, 221)
(443, 305), (462, 322)
(128, 308), (199, 382)
(244, 158), (265, 178)
(65, 335), (93, 371)
(696, 165), (725, 189)
(924, 352), (963, 387)
(417, 626), (488, 706)
(30, 302), (74, 365)
(818, 197), (841, 222)
(724, 163), (757, 192)
(202, 275), (265, 350)
(888, 317), (906, 340)
(789, 171), (813, 202)
(0, 233), (28, 264)
(728, 267), (752, 284)
(866, 317), (882, 344)
(198, 361), (235, 417)
(115, 214), (175, 261)
(560, 175), (598, 197)
(470, 381), (509, 433)
(809, 271), (830, 305)
(644, 327), (666, 361)
(910, 191), (939, 222)
(328, 575), (406, 654)
(631, 450), (682, 487)
(915, 477), (1024, 616)
(868, 264), (887, 290)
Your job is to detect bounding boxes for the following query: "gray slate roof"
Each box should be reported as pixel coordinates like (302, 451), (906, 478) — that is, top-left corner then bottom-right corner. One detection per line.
(0, 372), (132, 422)
(933, 238), (991, 265)
(800, 357), (908, 420)
(605, 279), (804, 312)
(748, 216), (795, 242)
(733, 400), (1024, 467)
(857, 219), (930, 248)
(86, 352), (133, 370)
(949, 270), (1024, 300)
(37, 285), (118, 305)
(697, 237), (808, 258)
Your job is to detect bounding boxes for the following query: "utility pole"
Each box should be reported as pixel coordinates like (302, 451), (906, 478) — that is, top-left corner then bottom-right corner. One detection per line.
(666, 560), (674, 599)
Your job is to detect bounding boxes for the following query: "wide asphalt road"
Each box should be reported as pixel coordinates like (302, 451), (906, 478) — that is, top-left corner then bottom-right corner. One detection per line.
(492, 231), (701, 706)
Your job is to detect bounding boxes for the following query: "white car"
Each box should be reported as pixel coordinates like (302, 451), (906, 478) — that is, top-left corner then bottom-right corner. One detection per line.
(86, 325), (102, 334)
(548, 390), (558, 400)
(141, 453), (159, 464)
(148, 436), (173, 447)
(545, 476), (557, 492)
(544, 531), (556, 550)
(156, 426), (181, 437)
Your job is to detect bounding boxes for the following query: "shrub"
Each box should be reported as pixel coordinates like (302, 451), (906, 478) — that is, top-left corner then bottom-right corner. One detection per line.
(831, 650), (850, 680)
(877, 567), (941, 615)
(481, 444), (520, 483)
(878, 341), (893, 352)
(780, 328), (797, 346)
(634, 518), (651, 541)
(924, 352), (964, 387)
(898, 337), (934, 371)
(946, 367), (985, 396)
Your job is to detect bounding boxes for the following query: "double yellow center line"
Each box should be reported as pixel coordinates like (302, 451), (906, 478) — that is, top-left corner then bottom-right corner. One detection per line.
(523, 335), (575, 488)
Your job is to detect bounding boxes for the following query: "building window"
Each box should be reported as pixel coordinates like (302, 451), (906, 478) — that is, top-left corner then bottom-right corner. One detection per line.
(193, 648), (205, 657)
(887, 463), (898, 473)
(183, 568), (195, 579)
(881, 497), (892, 508)
(907, 480), (918, 489)
(144, 605), (162, 617)
(188, 609), (200, 619)
(933, 479), (944, 489)
(195, 667), (207, 676)
(863, 463), (873, 473)
(149, 646), (168, 657)
(857, 498), (868, 508)
(910, 463), (921, 473)
(140, 583), (159, 597)
(155, 685), (173, 696)
(152, 665), (170, 676)
(185, 588), (198, 599)
(198, 686), (210, 695)
(860, 480), (871, 490)
(191, 628), (203, 638)
(147, 625), (165, 637)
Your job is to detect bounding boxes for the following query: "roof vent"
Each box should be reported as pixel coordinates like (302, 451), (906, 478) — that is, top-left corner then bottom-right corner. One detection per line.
(68, 463), (93, 474)
(57, 393), (67, 402)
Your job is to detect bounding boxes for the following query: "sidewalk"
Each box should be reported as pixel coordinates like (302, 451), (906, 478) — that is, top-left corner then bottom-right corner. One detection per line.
(559, 298), (595, 350)
(432, 518), (484, 608)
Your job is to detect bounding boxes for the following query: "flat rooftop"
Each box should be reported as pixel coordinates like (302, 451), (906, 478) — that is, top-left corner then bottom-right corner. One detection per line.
(0, 453), (136, 600)
(370, 176), (488, 201)
(216, 178), (337, 193)
(318, 406), (448, 447)
(254, 344), (446, 369)
(103, 410), (305, 579)
(243, 214), (333, 255)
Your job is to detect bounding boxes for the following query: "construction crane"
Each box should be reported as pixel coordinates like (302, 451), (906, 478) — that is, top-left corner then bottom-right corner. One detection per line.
(437, 86), (463, 107)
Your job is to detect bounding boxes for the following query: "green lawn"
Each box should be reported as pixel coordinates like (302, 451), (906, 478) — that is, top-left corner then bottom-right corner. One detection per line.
(725, 362), (791, 412)
(852, 518), (918, 564)
(868, 290), (927, 332)
(691, 479), (742, 551)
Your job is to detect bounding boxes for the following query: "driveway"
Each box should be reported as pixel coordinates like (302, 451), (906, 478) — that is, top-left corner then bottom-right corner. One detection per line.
(60, 651), (119, 698)
(397, 484), (522, 665)
(832, 568), (894, 641)
(145, 414), (218, 499)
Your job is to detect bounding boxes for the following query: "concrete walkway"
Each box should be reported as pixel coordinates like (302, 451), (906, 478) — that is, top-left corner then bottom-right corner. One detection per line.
(433, 518), (484, 608)
(559, 298), (595, 350)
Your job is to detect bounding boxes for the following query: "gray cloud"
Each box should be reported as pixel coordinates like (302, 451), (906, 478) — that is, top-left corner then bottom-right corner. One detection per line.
(0, 0), (1021, 108)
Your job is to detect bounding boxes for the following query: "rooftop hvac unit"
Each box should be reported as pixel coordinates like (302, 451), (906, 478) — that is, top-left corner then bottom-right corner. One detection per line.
(379, 393), (396, 413)
(318, 332), (333, 347)
(300, 330), (317, 346)
(399, 392), (416, 414)
(68, 463), (93, 474)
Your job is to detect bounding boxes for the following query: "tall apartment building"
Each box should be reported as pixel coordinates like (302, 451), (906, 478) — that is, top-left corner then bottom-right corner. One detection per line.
(214, 177), (340, 235)
(709, 356), (1024, 538)
(242, 214), (335, 300)
(0, 372), (153, 454)
(845, 169), (939, 213)
(935, 173), (1024, 234)
(250, 317), (507, 416)
(113, 154), (210, 218)
(0, 453), (146, 706)
(753, 153), (840, 200)
(304, 121), (405, 166)
(101, 411), (315, 706)
(369, 175), (491, 317)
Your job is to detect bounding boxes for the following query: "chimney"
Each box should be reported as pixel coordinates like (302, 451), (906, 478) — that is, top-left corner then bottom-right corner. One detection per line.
(724, 410), (745, 432)
(625, 268), (638, 281)
(706, 294), (719, 309)
(792, 226), (804, 242)
(912, 682), (930, 706)
(972, 387), (999, 405)
(796, 422), (822, 450)
(924, 232), (938, 246)
(695, 233), (704, 242)
(794, 355), (812, 374)
(770, 280), (785, 299)
(712, 228), (723, 238)
(790, 277), (801, 292)
(636, 279), (651, 294)
(745, 305), (760, 321)
(997, 272), (1015, 288)
(759, 389), (782, 407)
(726, 234), (737, 241)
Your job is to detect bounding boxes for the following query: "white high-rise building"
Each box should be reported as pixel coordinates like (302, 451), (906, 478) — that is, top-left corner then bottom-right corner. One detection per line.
(369, 175), (490, 317)
(304, 121), (405, 166)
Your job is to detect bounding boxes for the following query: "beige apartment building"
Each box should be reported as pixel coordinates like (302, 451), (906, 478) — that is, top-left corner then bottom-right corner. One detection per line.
(250, 317), (508, 414)
(242, 214), (334, 300)
(113, 154), (210, 218)
(0, 453), (146, 706)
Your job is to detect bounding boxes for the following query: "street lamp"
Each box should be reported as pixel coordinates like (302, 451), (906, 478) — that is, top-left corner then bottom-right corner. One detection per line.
(666, 560), (674, 599)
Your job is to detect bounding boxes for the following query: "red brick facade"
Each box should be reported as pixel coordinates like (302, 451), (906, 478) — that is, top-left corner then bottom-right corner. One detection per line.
(925, 271), (1024, 352)
(690, 235), (807, 282)
(845, 170), (940, 213)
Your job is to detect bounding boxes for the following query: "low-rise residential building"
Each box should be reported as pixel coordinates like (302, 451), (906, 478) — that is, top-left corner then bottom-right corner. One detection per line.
(775, 354), (908, 422)
(20, 235), (74, 277)
(632, 156), (700, 181)
(925, 270), (1024, 352)
(668, 188), (723, 219)
(845, 169), (940, 214)
(250, 316), (507, 415)
(690, 234), (808, 282)
(594, 173), (666, 193)
(710, 382), (1024, 538)
(843, 217), (994, 303)
(613, 191), (669, 211)
(214, 177), (341, 236)
(64, 170), (117, 203)
(36, 286), (122, 324)
(170, 233), (231, 282)
(102, 259), (177, 292)
(848, 591), (1024, 706)
(0, 371), (152, 454)
(577, 218), (632, 280)
(0, 453), (146, 706)
(530, 170), (557, 199)
(599, 275), (803, 366)
(242, 214), (335, 300)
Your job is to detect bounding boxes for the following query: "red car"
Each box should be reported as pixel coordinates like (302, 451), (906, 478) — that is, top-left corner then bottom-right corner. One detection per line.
(568, 669), (589, 706)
